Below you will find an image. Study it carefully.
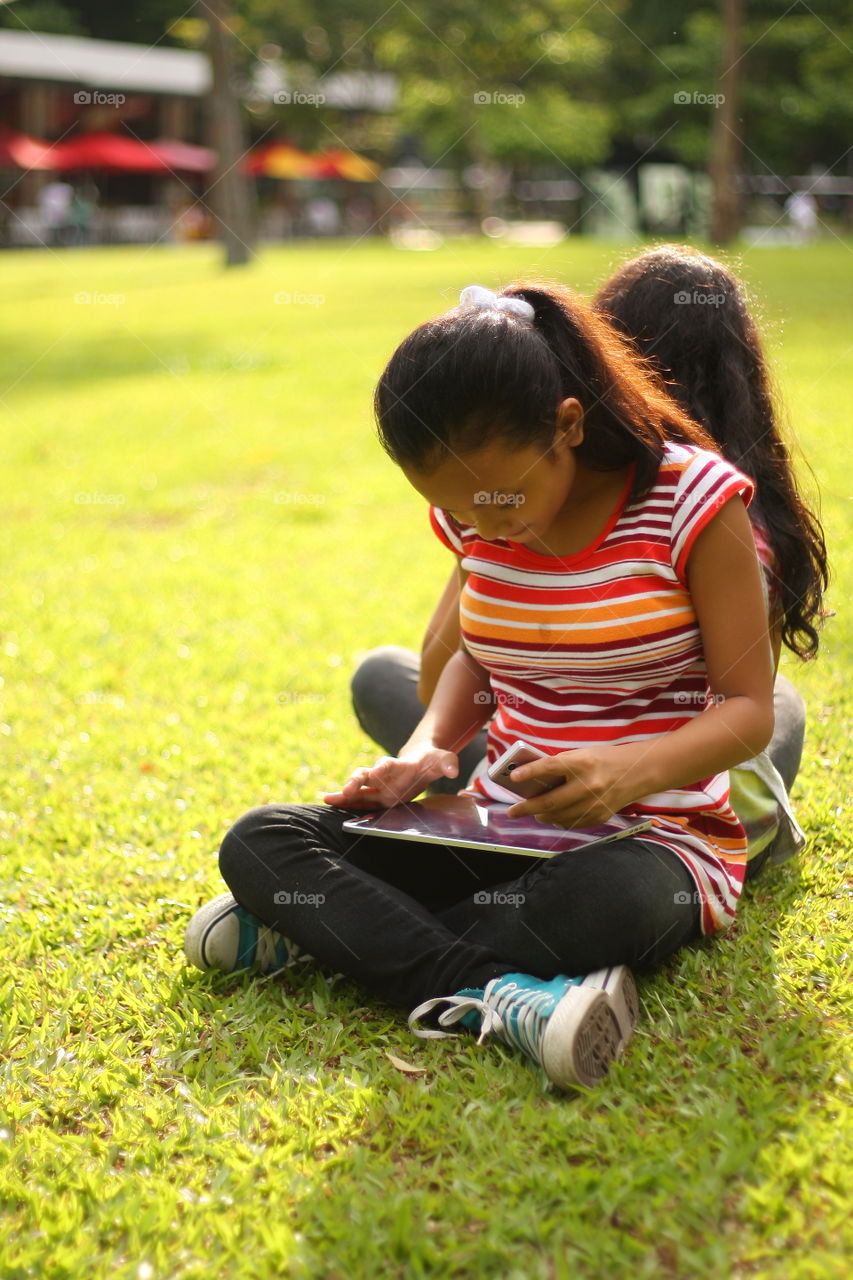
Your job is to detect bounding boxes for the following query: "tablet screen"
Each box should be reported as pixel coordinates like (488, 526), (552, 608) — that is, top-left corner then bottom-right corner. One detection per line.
(342, 795), (651, 858)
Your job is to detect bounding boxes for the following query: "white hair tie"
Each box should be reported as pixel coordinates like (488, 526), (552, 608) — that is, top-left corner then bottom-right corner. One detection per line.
(458, 283), (535, 322)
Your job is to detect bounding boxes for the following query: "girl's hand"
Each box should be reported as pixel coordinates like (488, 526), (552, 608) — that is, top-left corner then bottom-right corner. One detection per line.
(505, 747), (637, 828)
(323, 746), (459, 810)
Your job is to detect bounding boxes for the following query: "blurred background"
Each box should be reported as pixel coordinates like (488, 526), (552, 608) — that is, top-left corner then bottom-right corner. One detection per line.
(1, 0), (851, 260)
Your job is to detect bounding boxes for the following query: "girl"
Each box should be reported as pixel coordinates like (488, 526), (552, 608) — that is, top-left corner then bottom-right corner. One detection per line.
(186, 281), (782, 1091)
(352, 248), (828, 877)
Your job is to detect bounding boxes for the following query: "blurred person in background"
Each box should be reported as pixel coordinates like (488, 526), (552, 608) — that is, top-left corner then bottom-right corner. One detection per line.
(39, 178), (73, 246)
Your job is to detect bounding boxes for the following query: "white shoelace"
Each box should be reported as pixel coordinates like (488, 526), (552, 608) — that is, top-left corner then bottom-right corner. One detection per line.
(409, 991), (507, 1045)
(485, 980), (557, 1057)
(409, 979), (562, 1052)
(409, 994), (489, 1040)
(255, 926), (287, 971)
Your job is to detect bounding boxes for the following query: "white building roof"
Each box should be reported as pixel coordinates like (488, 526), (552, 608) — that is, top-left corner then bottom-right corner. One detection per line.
(0, 28), (398, 109)
(0, 29), (210, 96)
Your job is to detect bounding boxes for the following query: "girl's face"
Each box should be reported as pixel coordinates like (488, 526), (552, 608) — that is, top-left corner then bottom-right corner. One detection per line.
(401, 402), (585, 549)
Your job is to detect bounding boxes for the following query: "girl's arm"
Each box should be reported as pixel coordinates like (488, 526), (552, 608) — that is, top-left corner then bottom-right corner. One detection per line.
(507, 497), (776, 826)
(418, 566), (463, 706)
(324, 644), (493, 809)
(403, 643), (494, 758)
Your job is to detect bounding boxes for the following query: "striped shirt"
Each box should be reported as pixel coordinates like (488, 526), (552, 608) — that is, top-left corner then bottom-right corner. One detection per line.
(430, 441), (755, 934)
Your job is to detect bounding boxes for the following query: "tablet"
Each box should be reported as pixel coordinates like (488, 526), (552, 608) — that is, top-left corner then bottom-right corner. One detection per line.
(342, 794), (652, 859)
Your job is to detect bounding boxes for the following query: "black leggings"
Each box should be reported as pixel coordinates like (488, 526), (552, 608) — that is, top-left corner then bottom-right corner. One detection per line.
(218, 803), (703, 1010)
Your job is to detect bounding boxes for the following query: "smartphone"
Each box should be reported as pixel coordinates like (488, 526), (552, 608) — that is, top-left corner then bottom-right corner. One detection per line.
(487, 740), (565, 800)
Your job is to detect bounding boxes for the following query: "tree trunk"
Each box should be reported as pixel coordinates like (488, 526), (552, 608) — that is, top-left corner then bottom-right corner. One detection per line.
(708, 0), (743, 245)
(204, 0), (255, 266)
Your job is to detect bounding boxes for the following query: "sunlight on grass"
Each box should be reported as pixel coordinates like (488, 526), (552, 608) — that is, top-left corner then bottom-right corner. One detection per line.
(1, 238), (850, 1278)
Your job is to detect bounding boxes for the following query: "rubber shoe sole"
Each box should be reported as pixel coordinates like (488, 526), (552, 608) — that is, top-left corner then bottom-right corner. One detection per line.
(540, 986), (623, 1090)
(578, 965), (639, 1052)
(184, 892), (292, 974)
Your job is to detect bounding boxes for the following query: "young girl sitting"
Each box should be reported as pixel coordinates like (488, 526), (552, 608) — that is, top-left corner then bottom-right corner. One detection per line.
(351, 248), (827, 878)
(184, 281), (808, 1091)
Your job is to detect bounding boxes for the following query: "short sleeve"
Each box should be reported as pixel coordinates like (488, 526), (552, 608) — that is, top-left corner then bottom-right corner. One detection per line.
(671, 452), (754, 583)
(429, 505), (466, 557)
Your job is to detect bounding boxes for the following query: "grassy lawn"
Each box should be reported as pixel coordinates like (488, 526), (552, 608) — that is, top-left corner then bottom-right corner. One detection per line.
(1, 235), (850, 1279)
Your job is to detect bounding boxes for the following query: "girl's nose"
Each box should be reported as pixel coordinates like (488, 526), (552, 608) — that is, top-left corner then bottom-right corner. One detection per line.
(474, 512), (524, 541)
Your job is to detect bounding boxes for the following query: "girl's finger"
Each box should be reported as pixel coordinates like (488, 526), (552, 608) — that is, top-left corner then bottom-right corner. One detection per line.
(330, 776), (380, 802)
(323, 785), (383, 808)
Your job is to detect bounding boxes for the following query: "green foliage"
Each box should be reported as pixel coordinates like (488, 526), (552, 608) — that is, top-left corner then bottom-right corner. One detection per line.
(598, 0), (853, 174)
(0, 1), (85, 37)
(3, 1), (850, 174)
(0, 238), (851, 1278)
(474, 88), (612, 167)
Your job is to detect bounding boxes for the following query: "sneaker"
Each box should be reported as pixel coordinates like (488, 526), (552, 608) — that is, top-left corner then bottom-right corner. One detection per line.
(576, 965), (639, 1051)
(409, 972), (624, 1090)
(184, 892), (300, 974)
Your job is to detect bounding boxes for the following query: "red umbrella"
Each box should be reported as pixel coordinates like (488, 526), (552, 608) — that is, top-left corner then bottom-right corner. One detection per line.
(243, 142), (323, 178)
(315, 147), (378, 181)
(49, 131), (171, 173)
(149, 138), (216, 173)
(0, 129), (217, 174)
(0, 128), (57, 170)
(244, 141), (378, 181)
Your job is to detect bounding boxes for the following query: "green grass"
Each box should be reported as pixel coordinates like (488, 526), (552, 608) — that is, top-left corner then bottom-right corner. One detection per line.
(0, 236), (851, 1279)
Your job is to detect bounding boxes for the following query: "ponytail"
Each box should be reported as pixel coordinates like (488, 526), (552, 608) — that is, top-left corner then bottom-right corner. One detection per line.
(504, 283), (717, 498)
(376, 278), (714, 502)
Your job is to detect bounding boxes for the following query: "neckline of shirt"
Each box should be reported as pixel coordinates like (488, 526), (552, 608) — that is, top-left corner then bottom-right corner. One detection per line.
(492, 462), (637, 566)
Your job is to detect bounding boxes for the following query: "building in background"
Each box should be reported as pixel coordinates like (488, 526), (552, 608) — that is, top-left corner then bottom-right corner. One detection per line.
(0, 28), (390, 246)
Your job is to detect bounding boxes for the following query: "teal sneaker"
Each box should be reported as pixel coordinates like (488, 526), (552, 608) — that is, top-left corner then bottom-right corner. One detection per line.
(184, 892), (301, 974)
(409, 971), (625, 1090)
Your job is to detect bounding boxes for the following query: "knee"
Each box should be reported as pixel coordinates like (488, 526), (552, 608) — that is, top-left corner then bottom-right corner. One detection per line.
(770, 674), (807, 789)
(773, 673), (806, 731)
(218, 804), (280, 890)
(351, 646), (415, 700)
(350, 646), (418, 726)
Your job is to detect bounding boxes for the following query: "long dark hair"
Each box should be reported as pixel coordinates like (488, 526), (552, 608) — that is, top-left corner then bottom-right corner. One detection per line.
(375, 280), (716, 503)
(594, 244), (827, 658)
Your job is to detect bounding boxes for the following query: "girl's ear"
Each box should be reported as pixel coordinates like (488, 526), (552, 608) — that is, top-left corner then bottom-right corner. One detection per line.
(555, 397), (585, 450)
